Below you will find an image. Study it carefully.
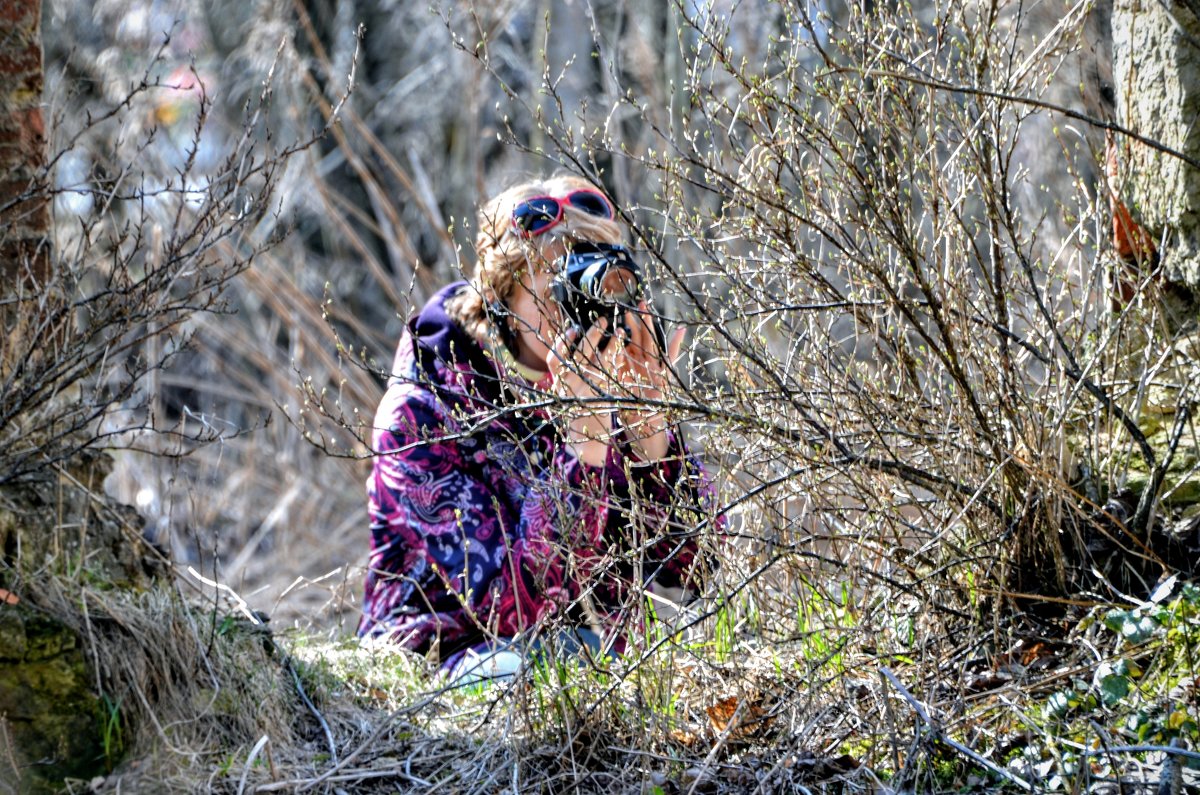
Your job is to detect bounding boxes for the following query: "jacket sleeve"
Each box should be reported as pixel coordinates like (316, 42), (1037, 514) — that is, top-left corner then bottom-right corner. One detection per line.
(358, 386), (572, 657)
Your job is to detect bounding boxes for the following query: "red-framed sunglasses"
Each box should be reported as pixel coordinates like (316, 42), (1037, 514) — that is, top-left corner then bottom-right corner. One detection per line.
(510, 189), (615, 238)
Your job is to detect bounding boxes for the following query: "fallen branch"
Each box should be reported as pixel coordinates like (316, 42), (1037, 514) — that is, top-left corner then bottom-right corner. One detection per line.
(253, 767), (432, 792)
(879, 667), (1033, 792)
(1080, 743), (1200, 764)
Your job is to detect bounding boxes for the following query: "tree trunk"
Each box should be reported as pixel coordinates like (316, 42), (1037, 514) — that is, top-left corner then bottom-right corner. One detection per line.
(0, 4), (128, 789)
(0, 0), (50, 288)
(0, 0), (51, 380)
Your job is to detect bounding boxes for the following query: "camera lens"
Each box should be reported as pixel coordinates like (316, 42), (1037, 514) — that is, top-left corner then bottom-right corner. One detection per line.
(594, 266), (638, 305)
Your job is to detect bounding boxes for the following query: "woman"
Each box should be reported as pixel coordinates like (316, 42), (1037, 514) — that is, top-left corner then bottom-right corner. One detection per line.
(358, 174), (712, 676)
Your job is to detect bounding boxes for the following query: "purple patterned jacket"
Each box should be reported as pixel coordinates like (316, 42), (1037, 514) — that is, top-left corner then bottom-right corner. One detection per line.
(358, 283), (711, 664)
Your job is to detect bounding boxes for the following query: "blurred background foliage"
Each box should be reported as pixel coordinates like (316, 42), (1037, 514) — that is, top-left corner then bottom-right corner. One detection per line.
(37, 0), (1158, 636)
(42, 0), (767, 632)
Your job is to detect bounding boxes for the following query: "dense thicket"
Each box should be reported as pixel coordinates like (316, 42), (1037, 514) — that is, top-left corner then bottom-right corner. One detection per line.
(6, 0), (1200, 790)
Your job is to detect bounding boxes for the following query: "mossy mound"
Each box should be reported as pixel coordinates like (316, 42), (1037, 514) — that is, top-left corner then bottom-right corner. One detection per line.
(0, 603), (106, 793)
(0, 451), (168, 792)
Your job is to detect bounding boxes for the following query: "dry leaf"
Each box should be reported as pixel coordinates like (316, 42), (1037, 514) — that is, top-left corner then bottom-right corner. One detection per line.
(705, 694), (772, 740)
(705, 695), (737, 732)
(0, 589), (19, 605)
(669, 728), (698, 746)
(1020, 642), (1047, 665)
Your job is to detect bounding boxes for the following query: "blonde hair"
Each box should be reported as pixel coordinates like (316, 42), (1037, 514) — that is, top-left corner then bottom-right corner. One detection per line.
(447, 175), (625, 342)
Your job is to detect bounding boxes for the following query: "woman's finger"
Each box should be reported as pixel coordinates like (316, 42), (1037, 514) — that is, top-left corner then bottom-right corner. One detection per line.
(548, 318), (614, 395)
(576, 317), (611, 363)
(667, 326), (685, 365)
(547, 326), (580, 374)
(550, 318), (606, 365)
(624, 301), (661, 362)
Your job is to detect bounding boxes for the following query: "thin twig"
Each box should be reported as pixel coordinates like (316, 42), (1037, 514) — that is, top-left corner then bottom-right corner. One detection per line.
(845, 67), (1200, 173)
(1132, 394), (1194, 536)
(1089, 720), (1129, 795)
(291, 685), (460, 793)
(254, 767), (432, 792)
(237, 735), (271, 795)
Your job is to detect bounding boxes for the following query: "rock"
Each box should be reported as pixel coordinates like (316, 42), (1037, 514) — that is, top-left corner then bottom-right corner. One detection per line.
(1104, 330), (1200, 508)
(1113, 0), (1200, 291)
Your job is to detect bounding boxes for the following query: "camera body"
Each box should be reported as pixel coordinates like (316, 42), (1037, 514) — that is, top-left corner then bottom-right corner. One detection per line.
(550, 242), (643, 351)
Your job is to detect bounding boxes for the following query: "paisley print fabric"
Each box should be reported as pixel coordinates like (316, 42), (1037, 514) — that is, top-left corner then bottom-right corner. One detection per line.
(358, 282), (713, 667)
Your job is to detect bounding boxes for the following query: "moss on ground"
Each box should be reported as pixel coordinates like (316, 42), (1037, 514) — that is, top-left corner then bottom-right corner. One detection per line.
(0, 604), (106, 793)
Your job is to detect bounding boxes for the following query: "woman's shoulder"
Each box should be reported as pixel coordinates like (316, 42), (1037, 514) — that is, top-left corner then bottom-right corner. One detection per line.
(377, 378), (456, 435)
(408, 284), (502, 392)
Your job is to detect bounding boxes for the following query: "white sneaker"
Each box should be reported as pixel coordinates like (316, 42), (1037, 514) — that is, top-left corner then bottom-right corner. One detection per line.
(449, 648), (524, 684)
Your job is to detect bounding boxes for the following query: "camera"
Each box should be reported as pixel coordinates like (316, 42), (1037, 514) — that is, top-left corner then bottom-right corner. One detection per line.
(550, 242), (643, 351)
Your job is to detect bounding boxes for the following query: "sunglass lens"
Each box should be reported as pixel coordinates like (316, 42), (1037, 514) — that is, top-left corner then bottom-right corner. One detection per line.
(568, 192), (613, 218)
(513, 197), (561, 234)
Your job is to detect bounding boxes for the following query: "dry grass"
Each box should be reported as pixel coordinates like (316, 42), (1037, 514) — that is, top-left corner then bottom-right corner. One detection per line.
(16, 558), (1190, 793)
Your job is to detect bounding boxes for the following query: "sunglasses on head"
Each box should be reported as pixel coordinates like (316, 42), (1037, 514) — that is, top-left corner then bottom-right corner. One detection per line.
(511, 189), (615, 238)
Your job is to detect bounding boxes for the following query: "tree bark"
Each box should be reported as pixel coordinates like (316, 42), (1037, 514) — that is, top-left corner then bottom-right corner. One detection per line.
(0, 0), (51, 379)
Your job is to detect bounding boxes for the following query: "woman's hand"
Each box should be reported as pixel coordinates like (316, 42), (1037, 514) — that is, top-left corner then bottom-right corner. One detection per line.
(547, 303), (683, 466)
(613, 301), (685, 461)
(547, 318), (622, 467)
